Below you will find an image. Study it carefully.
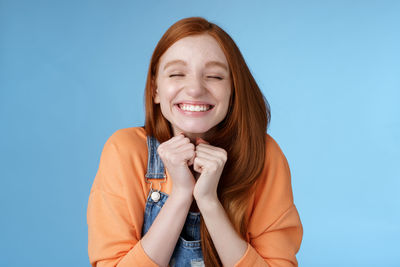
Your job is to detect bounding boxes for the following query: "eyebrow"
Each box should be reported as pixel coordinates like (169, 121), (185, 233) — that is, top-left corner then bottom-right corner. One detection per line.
(205, 61), (229, 71)
(163, 60), (186, 70)
(163, 60), (228, 72)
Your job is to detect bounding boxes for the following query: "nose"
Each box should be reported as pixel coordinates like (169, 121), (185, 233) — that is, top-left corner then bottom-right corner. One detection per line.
(184, 75), (206, 98)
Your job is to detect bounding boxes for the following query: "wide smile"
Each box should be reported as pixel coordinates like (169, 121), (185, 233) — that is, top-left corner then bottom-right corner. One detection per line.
(174, 102), (215, 116)
(178, 103), (214, 112)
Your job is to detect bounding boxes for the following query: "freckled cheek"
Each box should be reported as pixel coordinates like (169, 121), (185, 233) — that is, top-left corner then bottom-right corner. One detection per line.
(158, 90), (180, 112)
(215, 87), (231, 103)
(219, 89), (231, 116)
(158, 84), (181, 99)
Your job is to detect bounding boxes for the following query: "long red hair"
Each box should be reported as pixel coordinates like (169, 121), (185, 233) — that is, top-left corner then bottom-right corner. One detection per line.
(144, 17), (271, 266)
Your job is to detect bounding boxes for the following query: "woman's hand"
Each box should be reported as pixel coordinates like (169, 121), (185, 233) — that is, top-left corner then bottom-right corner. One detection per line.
(193, 138), (227, 204)
(157, 134), (196, 197)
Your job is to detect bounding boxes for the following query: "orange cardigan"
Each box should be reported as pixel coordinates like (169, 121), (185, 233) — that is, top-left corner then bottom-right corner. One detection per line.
(87, 127), (303, 266)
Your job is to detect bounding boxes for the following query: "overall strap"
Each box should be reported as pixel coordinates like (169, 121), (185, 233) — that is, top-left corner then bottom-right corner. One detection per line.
(145, 136), (166, 179)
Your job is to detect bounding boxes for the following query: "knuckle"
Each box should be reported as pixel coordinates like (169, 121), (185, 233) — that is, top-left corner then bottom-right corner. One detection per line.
(222, 154), (227, 162)
(218, 159), (225, 166)
(210, 166), (218, 172)
(210, 162), (218, 170)
(188, 143), (195, 150)
(219, 149), (227, 160)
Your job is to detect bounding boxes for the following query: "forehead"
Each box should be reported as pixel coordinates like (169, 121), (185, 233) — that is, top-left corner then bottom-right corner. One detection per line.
(158, 34), (228, 69)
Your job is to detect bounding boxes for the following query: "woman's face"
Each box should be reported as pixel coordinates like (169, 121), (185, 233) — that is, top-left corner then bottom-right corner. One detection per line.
(154, 34), (231, 139)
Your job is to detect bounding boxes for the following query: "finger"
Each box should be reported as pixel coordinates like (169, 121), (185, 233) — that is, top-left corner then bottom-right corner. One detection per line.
(195, 149), (221, 161)
(195, 152), (227, 173)
(171, 135), (190, 145)
(193, 153), (218, 169)
(196, 145), (227, 161)
(167, 133), (185, 142)
(187, 155), (194, 166)
(195, 149), (226, 167)
(158, 136), (189, 156)
(195, 142), (221, 151)
(193, 156), (205, 173)
(170, 149), (194, 166)
(175, 130), (186, 136)
(177, 145), (196, 162)
(165, 136), (191, 151)
(183, 149), (195, 164)
(174, 141), (194, 151)
(193, 154), (224, 174)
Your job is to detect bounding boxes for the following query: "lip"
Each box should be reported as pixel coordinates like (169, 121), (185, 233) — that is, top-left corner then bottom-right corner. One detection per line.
(174, 101), (214, 106)
(174, 102), (214, 117)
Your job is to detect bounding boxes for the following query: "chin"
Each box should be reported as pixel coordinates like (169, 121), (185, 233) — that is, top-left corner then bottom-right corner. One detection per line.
(179, 124), (213, 135)
(182, 128), (210, 135)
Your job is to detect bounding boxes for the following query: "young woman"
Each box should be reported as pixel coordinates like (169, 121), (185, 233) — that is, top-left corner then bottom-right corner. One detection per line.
(87, 17), (303, 267)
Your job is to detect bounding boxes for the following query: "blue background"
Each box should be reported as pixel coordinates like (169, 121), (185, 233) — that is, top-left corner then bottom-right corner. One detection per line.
(1, 1), (399, 266)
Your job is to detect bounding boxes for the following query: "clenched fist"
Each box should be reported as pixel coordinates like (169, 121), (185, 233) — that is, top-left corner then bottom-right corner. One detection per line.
(157, 134), (196, 196)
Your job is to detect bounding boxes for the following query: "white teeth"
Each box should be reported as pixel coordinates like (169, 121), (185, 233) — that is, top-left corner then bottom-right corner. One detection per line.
(179, 104), (211, 112)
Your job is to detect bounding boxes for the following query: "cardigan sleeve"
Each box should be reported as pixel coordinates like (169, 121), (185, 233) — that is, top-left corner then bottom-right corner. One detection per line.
(234, 135), (303, 267)
(87, 190), (158, 267)
(87, 131), (158, 267)
(234, 205), (302, 267)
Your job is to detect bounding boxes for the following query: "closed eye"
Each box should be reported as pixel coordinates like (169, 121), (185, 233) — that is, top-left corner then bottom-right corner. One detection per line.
(169, 74), (223, 80)
(169, 74), (185, 77)
(207, 76), (223, 80)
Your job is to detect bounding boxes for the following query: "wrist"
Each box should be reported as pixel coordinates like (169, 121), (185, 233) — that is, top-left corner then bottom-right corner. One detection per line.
(171, 187), (194, 202)
(196, 195), (220, 211)
(193, 189), (218, 204)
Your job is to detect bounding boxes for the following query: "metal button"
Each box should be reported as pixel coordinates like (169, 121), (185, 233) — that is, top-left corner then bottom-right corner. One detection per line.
(151, 191), (161, 202)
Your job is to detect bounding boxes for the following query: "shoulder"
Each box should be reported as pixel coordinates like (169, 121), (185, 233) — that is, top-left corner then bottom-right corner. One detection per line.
(261, 133), (292, 189)
(259, 133), (292, 184)
(247, 133), (295, 234)
(265, 133), (289, 166)
(106, 126), (147, 147)
(250, 133), (293, 214)
(98, 126), (148, 177)
(103, 127), (148, 156)
(99, 126), (148, 171)
(91, 127), (148, 194)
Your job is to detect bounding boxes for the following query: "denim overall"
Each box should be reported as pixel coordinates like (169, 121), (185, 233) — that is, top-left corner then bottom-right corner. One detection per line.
(142, 136), (204, 267)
